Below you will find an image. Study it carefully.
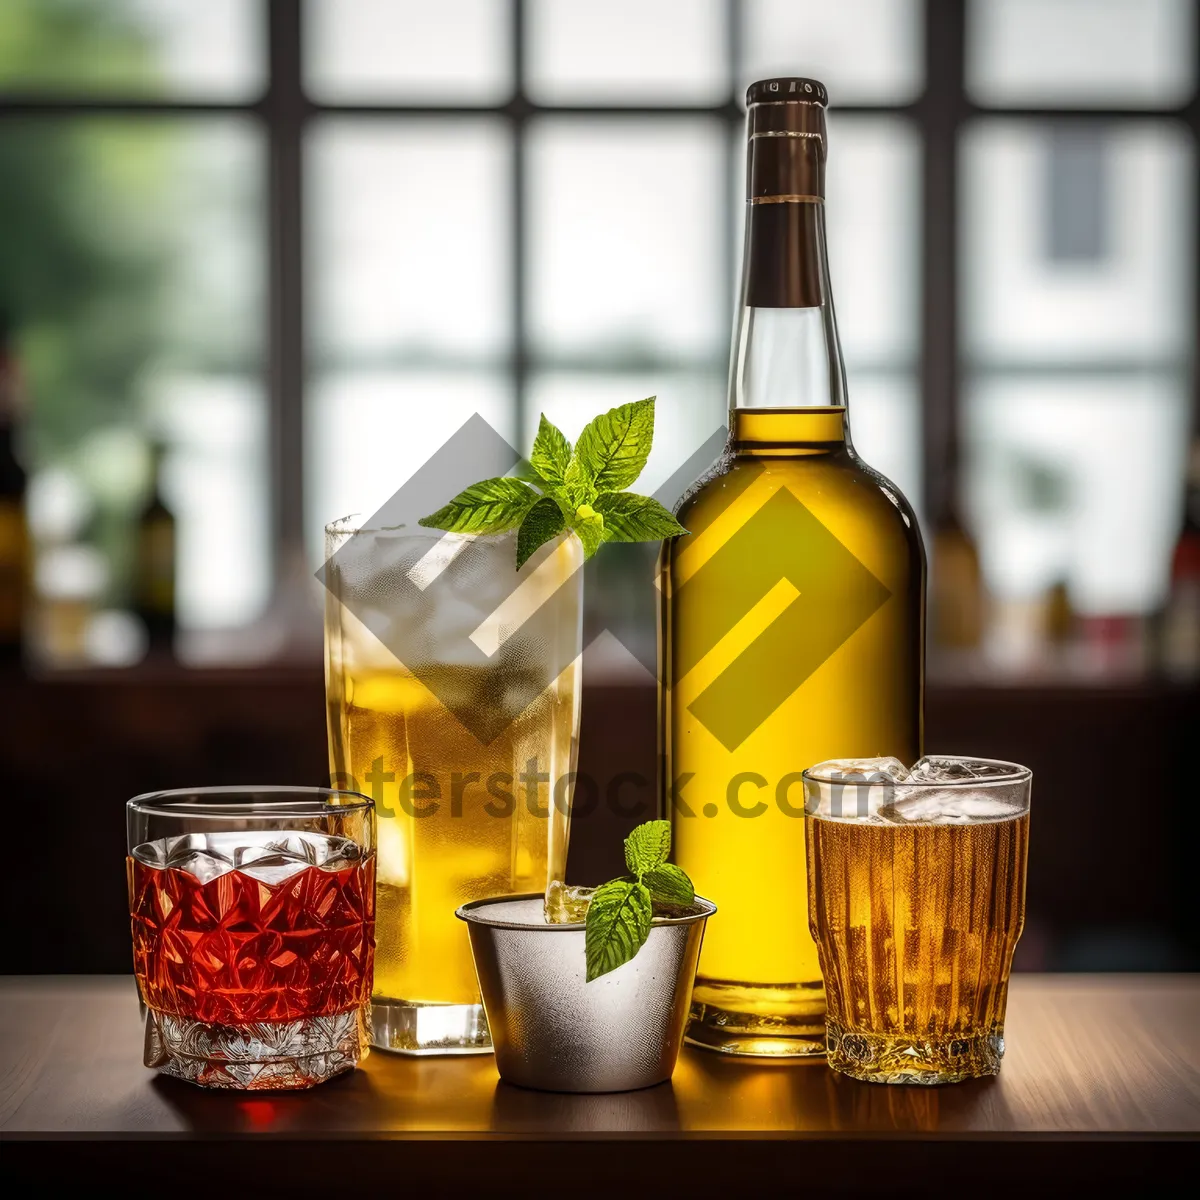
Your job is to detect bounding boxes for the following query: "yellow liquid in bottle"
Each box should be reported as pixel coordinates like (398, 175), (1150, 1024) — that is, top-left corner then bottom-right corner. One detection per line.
(661, 407), (924, 1055)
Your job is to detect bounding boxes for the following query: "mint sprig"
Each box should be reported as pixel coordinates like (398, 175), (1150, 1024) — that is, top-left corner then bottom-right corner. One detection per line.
(584, 819), (696, 982)
(419, 397), (688, 568)
(584, 879), (653, 983)
(418, 477), (539, 534)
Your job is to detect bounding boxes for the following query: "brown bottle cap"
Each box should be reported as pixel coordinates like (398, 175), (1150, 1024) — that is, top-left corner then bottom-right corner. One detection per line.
(741, 79), (830, 306)
(745, 77), (828, 107)
(745, 77), (828, 203)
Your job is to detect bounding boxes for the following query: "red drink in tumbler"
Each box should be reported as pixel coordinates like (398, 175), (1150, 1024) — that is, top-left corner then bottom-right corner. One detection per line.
(127, 794), (375, 1091)
(129, 849), (374, 1026)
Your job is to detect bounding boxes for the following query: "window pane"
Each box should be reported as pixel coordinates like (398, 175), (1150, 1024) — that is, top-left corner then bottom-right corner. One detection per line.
(526, 0), (727, 103)
(0, 0), (262, 99)
(305, 371), (514, 564)
(741, 0), (922, 104)
(826, 117), (920, 367)
(308, 120), (511, 363)
(1, 119), (267, 648)
(164, 376), (267, 633)
(968, 0), (1195, 107)
(529, 119), (724, 361)
(305, 0), (510, 103)
(965, 374), (1190, 614)
(525, 369), (725, 499)
(846, 374), (922, 527)
(963, 121), (1193, 363)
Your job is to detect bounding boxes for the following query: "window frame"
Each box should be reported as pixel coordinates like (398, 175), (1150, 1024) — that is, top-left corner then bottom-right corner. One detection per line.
(0, 0), (1196, 644)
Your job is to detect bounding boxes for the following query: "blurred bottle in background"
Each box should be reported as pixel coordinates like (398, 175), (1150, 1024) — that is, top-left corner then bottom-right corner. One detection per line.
(1160, 438), (1200, 681)
(930, 468), (985, 664)
(33, 543), (107, 667)
(132, 442), (177, 655)
(1044, 578), (1075, 656)
(0, 316), (30, 664)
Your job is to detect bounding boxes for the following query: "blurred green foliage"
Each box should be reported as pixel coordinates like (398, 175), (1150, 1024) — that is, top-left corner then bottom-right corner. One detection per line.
(0, 0), (174, 603)
(0, 0), (162, 94)
(0, 0), (168, 462)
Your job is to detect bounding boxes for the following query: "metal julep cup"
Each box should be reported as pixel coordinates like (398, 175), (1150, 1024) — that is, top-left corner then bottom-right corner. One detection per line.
(457, 893), (716, 1093)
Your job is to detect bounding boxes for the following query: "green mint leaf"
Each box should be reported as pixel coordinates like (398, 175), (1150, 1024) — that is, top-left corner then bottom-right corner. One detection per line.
(562, 454), (595, 508)
(624, 819), (672, 875)
(418, 478), (539, 534)
(516, 496), (566, 569)
(593, 492), (687, 543)
(585, 878), (653, 982)
(644, 863), (695, 907)
(573, 397), (656, 493)
(572, 510), (605, 560)
(514, 461), (548, 490)
(529, 414), (572, 489)
(422, 393), (678, 571)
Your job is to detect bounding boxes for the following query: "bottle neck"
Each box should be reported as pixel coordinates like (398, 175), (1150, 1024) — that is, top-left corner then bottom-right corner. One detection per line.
(731, 406), (847, 456)
(142, 445), (173, 516)
(0, 343), (19, 427)
(0, 345), (25, 488)
(730, 101), (849, 430)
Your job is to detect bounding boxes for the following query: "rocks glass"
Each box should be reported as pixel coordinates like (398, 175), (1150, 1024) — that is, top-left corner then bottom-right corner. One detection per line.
(804, 757), (1031, 1085)
(127, 787), (375, 1090)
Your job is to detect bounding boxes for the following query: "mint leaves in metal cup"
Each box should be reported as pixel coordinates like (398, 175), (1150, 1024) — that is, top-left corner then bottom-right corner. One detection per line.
(585, 820), (697, 982)
(418, 398), (688, 568)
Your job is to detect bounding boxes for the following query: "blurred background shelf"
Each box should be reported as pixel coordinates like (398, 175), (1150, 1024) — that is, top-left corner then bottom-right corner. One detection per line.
(3, 662), (1196, 976)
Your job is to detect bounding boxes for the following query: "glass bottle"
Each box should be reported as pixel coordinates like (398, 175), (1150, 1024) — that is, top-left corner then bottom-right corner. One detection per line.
(660, 78), (925, 1057)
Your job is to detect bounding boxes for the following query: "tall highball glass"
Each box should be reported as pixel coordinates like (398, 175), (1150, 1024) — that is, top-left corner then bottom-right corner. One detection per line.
(323, 520), (583, 1054)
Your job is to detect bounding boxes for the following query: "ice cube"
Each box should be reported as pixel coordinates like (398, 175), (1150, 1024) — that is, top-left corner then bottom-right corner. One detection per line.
(881, 789), (1022, 824)
(236, 834), (319, 868)
(166, 848), (234, 885)
(234, 832), (361, 880)
(131, 839), (168, 868)
(545, 880), (594, 924)
(806, 757), (909, 821)
(317, 837), (364, 872)
(139, 831), (362, 885)
(905, 756), (1016, 783)
(162, 832), (206, 862)
(237, 853), (309, 885)
(809, 757), (909, 783)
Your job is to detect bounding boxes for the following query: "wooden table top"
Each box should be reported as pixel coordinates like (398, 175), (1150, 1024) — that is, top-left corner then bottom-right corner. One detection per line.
(2, 974), (1197, 1192)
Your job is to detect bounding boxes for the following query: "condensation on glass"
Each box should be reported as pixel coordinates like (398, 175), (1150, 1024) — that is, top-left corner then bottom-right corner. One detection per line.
(324, 521), (583, 1054)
